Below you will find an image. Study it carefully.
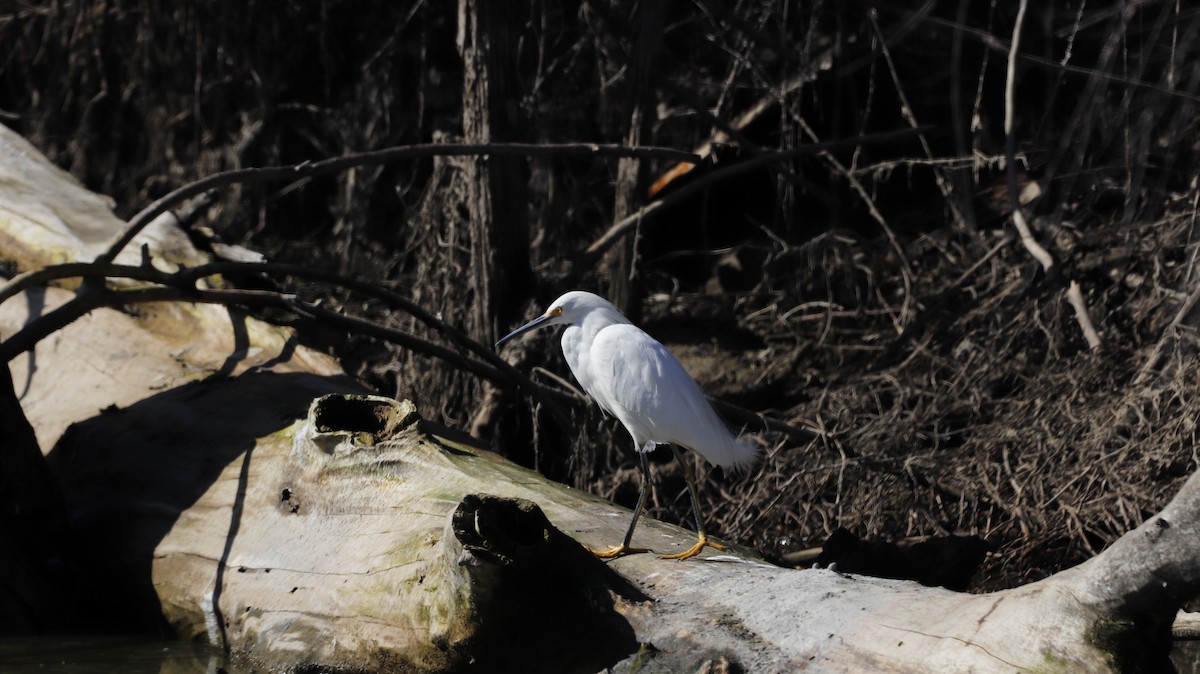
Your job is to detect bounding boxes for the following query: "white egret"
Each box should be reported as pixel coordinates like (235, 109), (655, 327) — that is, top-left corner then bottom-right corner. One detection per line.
(497, 291), (758, 560)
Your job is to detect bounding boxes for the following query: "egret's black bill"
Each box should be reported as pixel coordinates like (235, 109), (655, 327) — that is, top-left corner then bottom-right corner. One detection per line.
(496, 314), (552, 348)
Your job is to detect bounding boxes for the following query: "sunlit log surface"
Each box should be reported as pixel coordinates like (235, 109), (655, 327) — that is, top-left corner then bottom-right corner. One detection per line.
(52, 384), (1198, 673)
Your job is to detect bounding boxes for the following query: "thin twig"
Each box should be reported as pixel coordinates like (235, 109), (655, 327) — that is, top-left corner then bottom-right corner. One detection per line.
(647, 48), (835, 197)
(867, 6), (968, 230)
(1065, 281), (1103, 350)
(794, 115), (914, 332)
(709, 396), (820, 445)
(0, 262), (164, 305)
(867, 0), (1200, 104)
(1133, 282), (1200, 385)
(1003, 0), (1100, 351)
(1003, 0), (1054, 273)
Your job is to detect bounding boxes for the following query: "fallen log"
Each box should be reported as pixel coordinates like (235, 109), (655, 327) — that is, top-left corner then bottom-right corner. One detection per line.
(142, 391), (1199, 673)
(15, 370), (1200, 671)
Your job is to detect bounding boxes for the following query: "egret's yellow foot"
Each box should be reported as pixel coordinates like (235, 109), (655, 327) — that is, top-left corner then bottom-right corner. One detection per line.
(586, 544), (648, 559)
(660, 533), (726, 560)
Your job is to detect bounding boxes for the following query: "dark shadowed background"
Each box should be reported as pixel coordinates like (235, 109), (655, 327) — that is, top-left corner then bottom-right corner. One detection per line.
(1, 0), (1198, 592)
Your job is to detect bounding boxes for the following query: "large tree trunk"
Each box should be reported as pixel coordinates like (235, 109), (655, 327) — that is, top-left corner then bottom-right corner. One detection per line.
(601, 1), (666, 321)
(402, 2), (529, 437)
(457, 0), (532, 440)
(457, 0), (531, 342)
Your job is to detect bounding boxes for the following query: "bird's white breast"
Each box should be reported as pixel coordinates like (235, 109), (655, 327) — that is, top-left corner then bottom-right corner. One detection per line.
(560, 324), (596, 407)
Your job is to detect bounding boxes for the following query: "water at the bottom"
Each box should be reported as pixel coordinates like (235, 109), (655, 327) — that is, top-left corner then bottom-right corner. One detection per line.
(0, 634), (1197, 672)
(0, 635), (251, 674)
(1174, 639), (1200, 674)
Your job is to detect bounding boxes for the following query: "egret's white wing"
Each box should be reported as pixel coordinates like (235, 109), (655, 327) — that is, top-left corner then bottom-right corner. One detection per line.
(592, 324), (755, 468)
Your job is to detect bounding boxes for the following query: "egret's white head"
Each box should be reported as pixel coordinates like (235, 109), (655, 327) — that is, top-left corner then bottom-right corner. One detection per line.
(496, 291), (621, 346)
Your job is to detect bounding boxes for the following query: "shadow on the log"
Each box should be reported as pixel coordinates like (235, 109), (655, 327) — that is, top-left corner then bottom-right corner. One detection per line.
(452, 494), (647, 673)
(816, 527), (992, 591)
(0, 361), (68, 633)
(42, 371), (361, 633)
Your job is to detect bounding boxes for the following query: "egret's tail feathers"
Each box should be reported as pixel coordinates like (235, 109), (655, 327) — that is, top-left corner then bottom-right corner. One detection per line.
(723, 433), (762, 473)
(688, 422), (760, 472)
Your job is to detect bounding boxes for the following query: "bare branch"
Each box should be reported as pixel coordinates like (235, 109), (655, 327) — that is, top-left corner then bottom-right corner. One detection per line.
(100, 143), (702, 264)
(0, 258), (816, 440)
(867, 6), (968, 230)
(583, 127), (933, 261)
(0, 262), (580, 431)
(870, 0), (1200, 104)
(1065, 281), (1103, 350)
(793, 116), (915, 332)
(1003, 0), (1055, 274)
(1003, 0), (1101, 351)
(1134, 281), (1200, 384)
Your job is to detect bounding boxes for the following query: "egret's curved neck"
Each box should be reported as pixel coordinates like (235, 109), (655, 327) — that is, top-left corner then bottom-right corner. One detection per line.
(577, 305), (630, 343)
(559, 303), (631, 397)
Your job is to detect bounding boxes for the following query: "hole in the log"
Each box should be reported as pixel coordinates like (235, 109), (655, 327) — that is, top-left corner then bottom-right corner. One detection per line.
(486, 501), (547, 548)
(455, 495), (550, 557)
(312, 395), (406, 441)
(278, 487), (301, 514)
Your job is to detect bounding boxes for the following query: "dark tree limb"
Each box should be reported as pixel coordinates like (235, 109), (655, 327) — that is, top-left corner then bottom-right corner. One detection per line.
(0, 259), (819, 443)
(0, 264), (580, 433)
(582, 127), (934, 262)
(99, 142), (701, 265)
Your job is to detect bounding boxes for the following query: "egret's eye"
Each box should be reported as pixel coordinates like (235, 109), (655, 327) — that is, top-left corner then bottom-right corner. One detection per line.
(549, 307), (563, 317)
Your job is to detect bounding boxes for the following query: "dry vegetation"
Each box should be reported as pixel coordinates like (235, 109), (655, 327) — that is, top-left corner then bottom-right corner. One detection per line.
(2, 0), (1199, 593)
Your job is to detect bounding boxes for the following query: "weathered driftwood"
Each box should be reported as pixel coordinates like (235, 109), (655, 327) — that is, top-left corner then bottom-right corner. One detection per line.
(151, 393), (657, 672)
(34, 380), (1193, 673)
(141, 391), (1195, 673)
(1, 121), (1197, 672)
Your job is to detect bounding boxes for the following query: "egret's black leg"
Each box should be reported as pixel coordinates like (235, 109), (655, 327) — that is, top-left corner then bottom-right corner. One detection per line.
(660, 446), (727, 560)
(620, 451), (652, 547)
(587, 447), (652, 558)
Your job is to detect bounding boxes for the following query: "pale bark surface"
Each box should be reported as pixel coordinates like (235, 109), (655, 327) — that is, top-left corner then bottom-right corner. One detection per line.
(52, 381), (1198, 673)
